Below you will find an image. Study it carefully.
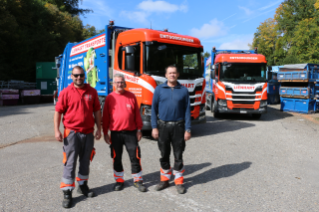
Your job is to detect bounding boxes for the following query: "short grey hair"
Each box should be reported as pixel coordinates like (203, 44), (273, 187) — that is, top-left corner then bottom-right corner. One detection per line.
(114, 73), (125, 81)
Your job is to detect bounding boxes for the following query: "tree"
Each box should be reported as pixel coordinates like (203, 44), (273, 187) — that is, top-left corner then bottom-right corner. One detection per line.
(251, 0), (319, 65)
(0, 0), (89, 82)
(251, 18), (279, 65)
(82, 24), (105, 40)
(43, 0), (92, 16)
(202, 51), (210, 58)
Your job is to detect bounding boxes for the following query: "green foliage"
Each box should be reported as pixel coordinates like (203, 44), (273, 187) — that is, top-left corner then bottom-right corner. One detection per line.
(0, 0), (100, 82)
(82, 24), (105, 40)
(42, 0), (92, 16)
(252, 0), (319, 65)
(202, 51), (211, 58)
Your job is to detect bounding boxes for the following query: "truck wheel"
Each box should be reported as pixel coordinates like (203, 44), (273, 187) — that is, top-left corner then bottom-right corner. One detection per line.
(211, 99), (220, 118)
(205, 103), (210, 110)
(252, 114), (261, 119)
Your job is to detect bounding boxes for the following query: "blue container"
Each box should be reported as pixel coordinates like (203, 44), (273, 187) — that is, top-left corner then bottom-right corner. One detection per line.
(268, 94), (280, 104)
(278, 64), (319, 82)
(280, 97), (317, 113)
(279, 84), (315, 99)
(267, 79), (280, 95)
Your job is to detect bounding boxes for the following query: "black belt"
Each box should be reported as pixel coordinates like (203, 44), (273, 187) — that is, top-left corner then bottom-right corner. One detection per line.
(158, 119), (184, 125)
(111, 130), (136, 134)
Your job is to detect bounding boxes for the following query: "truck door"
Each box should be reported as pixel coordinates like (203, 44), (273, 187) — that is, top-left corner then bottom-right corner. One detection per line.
(116, 43), (143, 106)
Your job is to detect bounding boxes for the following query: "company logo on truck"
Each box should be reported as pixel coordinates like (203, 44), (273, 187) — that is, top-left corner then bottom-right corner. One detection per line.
(181, 83), (194, 88)
(233, 85), (255, 90)
(160, 34), (194, 43)
(70, 34), (106, 57)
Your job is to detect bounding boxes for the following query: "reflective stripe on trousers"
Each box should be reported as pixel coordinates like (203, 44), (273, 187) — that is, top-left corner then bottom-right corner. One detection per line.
(173, 167), (185, 185)
(160, 168), (172, 181)
(114, 170), (124, 183)
(132, 171), (143, 182)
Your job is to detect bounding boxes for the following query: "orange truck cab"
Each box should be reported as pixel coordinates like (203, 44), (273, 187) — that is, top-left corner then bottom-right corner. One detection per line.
(56, 22), (206, 130)
(203, 48), (268, 119)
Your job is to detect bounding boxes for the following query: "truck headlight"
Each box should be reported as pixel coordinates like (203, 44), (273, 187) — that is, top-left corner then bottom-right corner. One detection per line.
(140, 105), (152, 116)
(218, 99), (227, 106)
(260, 100), (267, 107)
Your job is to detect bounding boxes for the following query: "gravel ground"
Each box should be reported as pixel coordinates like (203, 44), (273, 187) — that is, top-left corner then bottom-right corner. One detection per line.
(1, 104), (319, 211)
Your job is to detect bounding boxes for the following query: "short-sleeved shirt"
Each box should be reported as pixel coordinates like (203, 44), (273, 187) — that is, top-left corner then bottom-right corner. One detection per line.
(102, 91), (143, 133)
(55, 83), (100, 134)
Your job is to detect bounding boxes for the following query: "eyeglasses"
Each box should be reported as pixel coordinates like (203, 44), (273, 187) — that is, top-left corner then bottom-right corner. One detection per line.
(73, 74), (85, 78)
(114, 81), (125, 84)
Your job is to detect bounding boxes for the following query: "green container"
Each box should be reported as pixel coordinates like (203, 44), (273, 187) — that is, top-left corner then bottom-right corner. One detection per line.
(36, 62), (57, 79)
(36, 79), (57, 95)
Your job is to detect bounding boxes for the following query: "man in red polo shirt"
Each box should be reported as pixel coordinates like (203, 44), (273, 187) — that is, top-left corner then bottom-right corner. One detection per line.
(54, 66), (101, 208)
(103, 73), (145, 192)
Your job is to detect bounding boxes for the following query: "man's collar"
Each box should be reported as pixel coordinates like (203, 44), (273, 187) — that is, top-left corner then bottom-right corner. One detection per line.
(162, 81), (182, 88)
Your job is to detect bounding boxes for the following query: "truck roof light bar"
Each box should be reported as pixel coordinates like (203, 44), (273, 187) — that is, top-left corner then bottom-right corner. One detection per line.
(163, 29), (168, 32)
(109, 20), (114, 26)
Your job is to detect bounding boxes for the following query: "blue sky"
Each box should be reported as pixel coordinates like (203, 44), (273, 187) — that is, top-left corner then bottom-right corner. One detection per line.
(80, 0), (282, 53)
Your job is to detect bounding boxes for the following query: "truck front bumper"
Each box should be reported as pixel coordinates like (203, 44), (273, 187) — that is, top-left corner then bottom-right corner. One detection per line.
(217, 105), (267, 114)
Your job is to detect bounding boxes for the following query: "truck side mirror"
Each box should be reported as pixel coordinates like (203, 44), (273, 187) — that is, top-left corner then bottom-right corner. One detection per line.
(125, 46), (135, 71)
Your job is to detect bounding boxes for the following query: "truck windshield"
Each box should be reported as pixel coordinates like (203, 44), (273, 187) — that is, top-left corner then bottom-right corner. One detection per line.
(144, 43), (203, 79)
(220, 63), (267, 82)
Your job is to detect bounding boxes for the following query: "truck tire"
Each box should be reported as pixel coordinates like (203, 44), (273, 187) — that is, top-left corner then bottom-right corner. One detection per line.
(252, 114), (261, 119)
(205, 103), (210, 110)
(211, 99), (220, 118)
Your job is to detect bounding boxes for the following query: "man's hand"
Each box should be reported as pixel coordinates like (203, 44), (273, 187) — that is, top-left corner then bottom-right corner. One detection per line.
(55, 130), (63, 142)
(95, 129), (101, 140)
(104, 134), (110, 145)
(137, 130), (142, 141)
(152, 128), (159, 140)
(184, 131), (191, 141)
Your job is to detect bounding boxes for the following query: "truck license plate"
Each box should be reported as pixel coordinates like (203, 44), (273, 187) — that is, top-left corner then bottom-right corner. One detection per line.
(240, 110), (247, 114)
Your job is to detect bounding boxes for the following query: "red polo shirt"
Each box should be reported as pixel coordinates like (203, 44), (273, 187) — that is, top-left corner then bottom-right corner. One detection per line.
(103, 91), (143, 133)
(55, 83), (100, 134)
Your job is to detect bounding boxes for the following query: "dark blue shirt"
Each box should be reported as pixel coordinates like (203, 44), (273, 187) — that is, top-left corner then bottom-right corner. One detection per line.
(151, 81), (191, 130)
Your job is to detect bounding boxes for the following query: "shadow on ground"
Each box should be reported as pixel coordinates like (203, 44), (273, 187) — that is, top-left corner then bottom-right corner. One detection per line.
(81, 161), (251, 202)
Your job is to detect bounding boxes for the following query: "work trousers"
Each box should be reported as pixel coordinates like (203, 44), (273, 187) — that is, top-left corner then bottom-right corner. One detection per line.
(60, 129), (95, 190)
(110, 130), (142, 182)
(157, 120), (185, 184)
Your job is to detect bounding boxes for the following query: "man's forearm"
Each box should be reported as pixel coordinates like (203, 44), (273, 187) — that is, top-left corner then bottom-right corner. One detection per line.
(54, 112), (62, 132)
(94, 110), (102, 130)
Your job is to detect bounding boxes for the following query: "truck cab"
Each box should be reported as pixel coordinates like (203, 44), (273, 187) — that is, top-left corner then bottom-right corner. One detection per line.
(204, 48), (268, 119)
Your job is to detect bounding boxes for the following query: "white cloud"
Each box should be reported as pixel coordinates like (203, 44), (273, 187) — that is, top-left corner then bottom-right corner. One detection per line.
(80, 0), (114, 29)
(219, 35), (254, 50)
(190, 19), (227, 39)
(82, 0), (114, 17)
(243, 8), (276, 23)
(222, 13), (237, 22)
(120, 11), (149, 23)
(258, 0), (282, 11)
(137, 0), (188, 13)
(120, 0), (188, 23)
(238, 6), (254, 15)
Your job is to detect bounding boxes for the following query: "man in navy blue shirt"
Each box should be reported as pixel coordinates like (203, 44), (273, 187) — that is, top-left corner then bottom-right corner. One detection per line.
(151, 65), (191, 194)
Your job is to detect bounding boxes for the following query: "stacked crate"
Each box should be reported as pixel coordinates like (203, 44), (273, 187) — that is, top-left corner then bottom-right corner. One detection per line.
(0, 89), (19, 106)
(278, 64), (319, 113)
